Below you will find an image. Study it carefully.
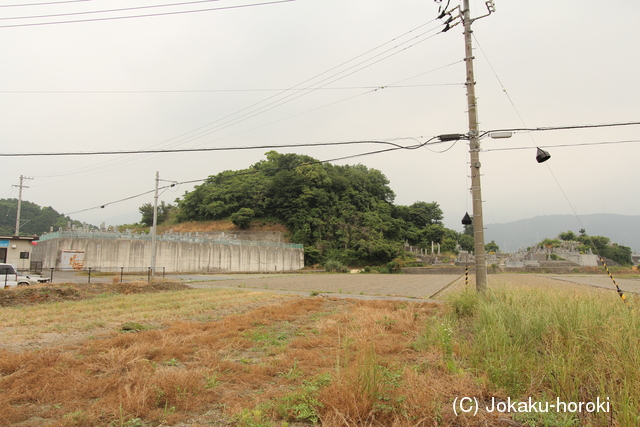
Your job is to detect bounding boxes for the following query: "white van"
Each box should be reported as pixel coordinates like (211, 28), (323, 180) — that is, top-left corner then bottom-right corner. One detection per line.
(0, 263), (48, 288)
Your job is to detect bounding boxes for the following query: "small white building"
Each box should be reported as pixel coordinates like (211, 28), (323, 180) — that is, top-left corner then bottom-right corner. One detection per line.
(0, 235), (39, 272)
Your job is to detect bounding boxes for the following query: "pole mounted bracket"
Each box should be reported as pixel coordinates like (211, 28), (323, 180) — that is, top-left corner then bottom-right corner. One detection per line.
(465, 0), (496, 23)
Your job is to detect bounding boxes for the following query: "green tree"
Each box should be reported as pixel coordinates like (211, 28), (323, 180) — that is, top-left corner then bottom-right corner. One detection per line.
(441, 237), (458, 253)
(230, 208), (255, 229)
(558, 230), (577, 241)
(486, 240), (500, 253)
(541, 238), (562, 248)
(603, 244), (632, 265)
(458, 234), (474, 252)
(407, 201), (443, 228)
(0, 198), (82, 236)
(139, 201), (175, 227)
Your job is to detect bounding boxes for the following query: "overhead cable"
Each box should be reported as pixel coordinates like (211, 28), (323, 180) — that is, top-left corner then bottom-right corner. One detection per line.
(0, 0), (228, 21)
(481, 121), (640, 137)
(32, 19), (450, 184)
(165, 26), (446, 149)
(0, 0), (296, 28)
(140, 19), (445, 154)
(61, 139), (438, 215)
(0, 139), (419, 157)
(0, 0), (92, 7)
(484, 139), (640, 153)
(0, 83), (462, 94)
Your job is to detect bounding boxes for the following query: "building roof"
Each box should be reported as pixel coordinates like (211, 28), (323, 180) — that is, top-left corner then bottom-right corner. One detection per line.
(0, 236), (39, 241)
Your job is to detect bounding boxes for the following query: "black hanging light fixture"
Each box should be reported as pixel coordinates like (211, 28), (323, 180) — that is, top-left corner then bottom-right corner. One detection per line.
(536, 147), (551, 163)
(461, 212), (473, 225)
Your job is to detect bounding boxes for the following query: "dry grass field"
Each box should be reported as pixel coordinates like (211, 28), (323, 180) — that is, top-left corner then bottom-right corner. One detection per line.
(0, 274), (637, 427)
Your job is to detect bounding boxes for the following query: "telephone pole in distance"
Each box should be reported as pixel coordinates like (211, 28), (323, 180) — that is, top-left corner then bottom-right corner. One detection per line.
(13, 175), (34, 236)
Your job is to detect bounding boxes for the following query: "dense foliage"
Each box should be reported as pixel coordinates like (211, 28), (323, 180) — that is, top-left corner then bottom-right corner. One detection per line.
(139, 201), (177, 227)
(555, 229), (633, 265)
(176, 151), (471, 265)
(0, 198), (81, 236)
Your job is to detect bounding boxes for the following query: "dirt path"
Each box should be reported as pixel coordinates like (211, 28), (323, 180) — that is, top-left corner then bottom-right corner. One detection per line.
(184, 273), (462, 300)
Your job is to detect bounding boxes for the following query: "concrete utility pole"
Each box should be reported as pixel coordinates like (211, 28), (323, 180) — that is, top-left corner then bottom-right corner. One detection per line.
(462, 0), (487, 292)
(150, 171), (159, 276)
(13, 175), (33, 236)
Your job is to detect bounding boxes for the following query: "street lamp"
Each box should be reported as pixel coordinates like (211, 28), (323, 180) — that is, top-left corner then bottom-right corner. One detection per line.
(536, 147), (552, 163)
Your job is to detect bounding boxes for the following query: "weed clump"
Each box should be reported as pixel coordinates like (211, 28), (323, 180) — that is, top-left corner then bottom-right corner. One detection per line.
(323, 260), (348, 273)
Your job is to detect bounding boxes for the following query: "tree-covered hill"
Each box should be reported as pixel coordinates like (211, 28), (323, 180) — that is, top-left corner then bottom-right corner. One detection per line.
(0, 199), (81, 236)
(174, 151), (473, 265)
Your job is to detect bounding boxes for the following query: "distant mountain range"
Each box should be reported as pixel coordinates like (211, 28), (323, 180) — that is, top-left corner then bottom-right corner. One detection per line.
(485, 214), (640, 253)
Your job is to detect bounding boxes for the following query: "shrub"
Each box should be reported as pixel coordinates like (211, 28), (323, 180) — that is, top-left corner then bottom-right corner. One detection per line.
(386, 258), (405, 274)
(324, 260), (348, 273)
(230, 208), (255, 229)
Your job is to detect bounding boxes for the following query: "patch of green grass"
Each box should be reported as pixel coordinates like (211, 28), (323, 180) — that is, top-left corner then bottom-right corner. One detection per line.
(204, 372), (221, 390)
(234, 408), (288, 427)
(443, 285), (640, 425)
(274, 373), (332, 423)
(279, 359), (303, 380)
(245, 322), (294, 349)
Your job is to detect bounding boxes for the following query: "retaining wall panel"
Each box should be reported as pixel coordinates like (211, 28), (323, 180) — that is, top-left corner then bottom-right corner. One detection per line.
(31, 238), (303, 272)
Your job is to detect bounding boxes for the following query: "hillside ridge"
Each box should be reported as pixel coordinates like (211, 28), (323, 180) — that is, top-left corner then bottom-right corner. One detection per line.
(486, 214), (640, 253)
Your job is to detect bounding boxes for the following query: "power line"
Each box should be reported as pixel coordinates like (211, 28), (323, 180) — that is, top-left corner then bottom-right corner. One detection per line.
(0, 0), (225, 21)
(28, 22), (455, 181)
(7, 121), (638, 158)
(0, 0), (296, 28)
(484, 139), (640, 153)
(172, 27), (447, 147)
(0, 0), (93, 7)
(0, 83), (463, 94)
(1, 139), (420, 157)
(140, 19), (445, 154)
(26, 19), (451, 186)
(480, 121), (640, 138)
(167, 60), (464, 156)
(60, 140), (438, 216)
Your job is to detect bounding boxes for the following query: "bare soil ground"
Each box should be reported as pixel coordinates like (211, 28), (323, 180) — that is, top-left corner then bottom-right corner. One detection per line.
(181, 271), (636, 300)
(0, 282), (190, 308)
(185, 273), (462, 299)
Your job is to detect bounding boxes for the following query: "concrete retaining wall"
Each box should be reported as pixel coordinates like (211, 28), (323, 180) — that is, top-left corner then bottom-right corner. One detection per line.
(31, 238), (304, 272)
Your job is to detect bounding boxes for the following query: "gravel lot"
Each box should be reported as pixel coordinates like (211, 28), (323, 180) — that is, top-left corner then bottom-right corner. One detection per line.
(184, 273), (462, 300)
(45, 271), (639, 300)
(546, 274), (640, 294)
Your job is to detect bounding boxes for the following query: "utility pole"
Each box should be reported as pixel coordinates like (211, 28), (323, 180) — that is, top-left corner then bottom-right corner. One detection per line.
(150, 171), (159, 277)
(462, 0), (487, 292)
(13, 175), (33, 236)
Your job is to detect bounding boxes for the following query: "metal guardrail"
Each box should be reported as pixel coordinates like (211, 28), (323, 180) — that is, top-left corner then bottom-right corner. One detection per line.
(38, 230), (303, 249)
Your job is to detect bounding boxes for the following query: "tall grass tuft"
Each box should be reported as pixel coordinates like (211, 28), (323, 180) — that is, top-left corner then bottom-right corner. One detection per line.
(447, 285), (640, 426)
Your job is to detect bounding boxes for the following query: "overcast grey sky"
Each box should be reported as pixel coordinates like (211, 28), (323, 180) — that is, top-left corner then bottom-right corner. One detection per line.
(1, 0), (638, 234)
